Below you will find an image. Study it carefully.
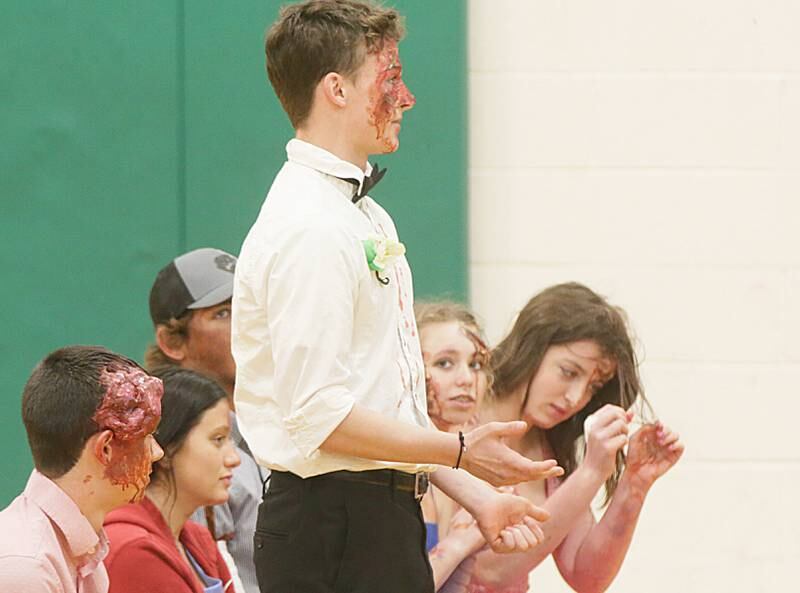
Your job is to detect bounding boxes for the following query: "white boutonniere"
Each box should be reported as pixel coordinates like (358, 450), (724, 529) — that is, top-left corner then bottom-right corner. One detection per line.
(363, 236), (405, 285)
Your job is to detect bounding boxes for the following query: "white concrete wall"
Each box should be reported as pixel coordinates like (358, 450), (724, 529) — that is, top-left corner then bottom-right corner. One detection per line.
(468, 1), (800, 591)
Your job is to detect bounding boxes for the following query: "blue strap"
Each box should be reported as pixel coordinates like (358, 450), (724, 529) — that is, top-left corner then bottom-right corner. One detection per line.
(184, 546), (225, 593)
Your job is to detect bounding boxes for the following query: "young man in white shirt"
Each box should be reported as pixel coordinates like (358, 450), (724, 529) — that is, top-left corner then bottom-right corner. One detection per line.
(233, 2), (564, 591)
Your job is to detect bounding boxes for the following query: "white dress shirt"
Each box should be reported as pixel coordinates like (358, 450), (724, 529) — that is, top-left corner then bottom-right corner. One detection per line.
(232, 139), (432, 477)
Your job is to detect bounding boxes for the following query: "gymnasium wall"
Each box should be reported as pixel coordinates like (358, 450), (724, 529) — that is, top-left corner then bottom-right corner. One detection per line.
(468, 1), (799, 590)
(0, 0), (467, 505)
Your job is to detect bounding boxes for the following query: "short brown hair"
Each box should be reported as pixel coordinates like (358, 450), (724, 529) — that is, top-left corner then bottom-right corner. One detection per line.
(22, 346), (145, 478)
(491, 283), (651, 503)
(265, 0), (405, 127)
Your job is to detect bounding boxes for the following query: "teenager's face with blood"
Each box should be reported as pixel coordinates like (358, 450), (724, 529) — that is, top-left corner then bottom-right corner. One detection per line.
(350, 40), (415, 156)
(94, 367), (164, 502)
(520, 340), (617, 430)
(421, 321), (487, 431)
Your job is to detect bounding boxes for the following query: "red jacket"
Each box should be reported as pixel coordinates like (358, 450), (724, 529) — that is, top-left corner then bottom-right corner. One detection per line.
(104, 497), (235, 593)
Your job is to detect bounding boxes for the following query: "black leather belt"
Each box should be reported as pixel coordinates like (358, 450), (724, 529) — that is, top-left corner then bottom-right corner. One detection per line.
(322, 469), (430, 500)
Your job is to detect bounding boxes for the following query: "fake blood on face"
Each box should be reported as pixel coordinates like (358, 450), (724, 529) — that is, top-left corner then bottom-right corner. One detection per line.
(94, 367), (162, 502)
(368, 41), (415, 153)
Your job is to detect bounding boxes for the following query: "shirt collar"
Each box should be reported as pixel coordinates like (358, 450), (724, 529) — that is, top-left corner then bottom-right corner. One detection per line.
(25, 470), (108, 564)
(77, 531), (109, 578)
(286, 138), (373, 198)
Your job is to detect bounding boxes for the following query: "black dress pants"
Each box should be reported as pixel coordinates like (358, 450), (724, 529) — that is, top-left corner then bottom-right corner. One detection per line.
(254, 470), (435, 593)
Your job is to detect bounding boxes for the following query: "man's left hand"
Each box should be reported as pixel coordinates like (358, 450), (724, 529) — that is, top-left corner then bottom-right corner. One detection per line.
(473, 490), (549, 554)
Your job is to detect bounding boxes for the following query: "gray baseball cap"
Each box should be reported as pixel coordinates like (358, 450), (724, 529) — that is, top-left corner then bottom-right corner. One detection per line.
(148, 247), (237, 325)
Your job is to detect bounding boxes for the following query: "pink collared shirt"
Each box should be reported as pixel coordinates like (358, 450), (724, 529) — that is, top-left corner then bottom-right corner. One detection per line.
(0, 470), (110, 593)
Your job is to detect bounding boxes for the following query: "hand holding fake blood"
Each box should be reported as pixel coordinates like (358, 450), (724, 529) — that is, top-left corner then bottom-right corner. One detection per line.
(94, 367), (163, 502)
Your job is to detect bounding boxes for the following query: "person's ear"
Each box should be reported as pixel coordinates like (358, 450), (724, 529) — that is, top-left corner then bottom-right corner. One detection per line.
(91, 430), (115, 466)
(319, 72), (348, 108)
(155, 453), (171, 471)
(155, 324), (187, 362)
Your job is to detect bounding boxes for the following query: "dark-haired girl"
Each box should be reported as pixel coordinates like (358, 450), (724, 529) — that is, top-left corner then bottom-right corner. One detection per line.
(104, 368), (241, 593)
(467, 283), (684, 593)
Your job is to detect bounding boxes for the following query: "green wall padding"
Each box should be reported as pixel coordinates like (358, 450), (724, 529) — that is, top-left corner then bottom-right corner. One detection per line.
(1, 0), (466, 506)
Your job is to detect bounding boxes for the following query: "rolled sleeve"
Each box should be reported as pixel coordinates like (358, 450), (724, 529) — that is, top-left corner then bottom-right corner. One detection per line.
(283, 390), (355, 458)
(268, 223), (365, 458)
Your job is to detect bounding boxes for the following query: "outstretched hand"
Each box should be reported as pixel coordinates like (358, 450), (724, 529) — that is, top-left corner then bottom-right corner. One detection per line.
(625, 421), (684, 488)
(462, 421), (564, 486)
(473, 490), (550, 554)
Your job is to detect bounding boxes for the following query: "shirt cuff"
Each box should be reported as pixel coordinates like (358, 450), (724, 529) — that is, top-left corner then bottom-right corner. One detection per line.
(283, 390), (356, 459)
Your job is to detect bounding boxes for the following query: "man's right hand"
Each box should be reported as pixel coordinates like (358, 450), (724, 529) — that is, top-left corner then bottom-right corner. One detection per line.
(461, 421), (564, 486)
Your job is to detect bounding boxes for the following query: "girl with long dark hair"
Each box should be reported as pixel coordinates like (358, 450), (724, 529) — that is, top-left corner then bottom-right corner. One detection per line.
(467, 283), (683, 593)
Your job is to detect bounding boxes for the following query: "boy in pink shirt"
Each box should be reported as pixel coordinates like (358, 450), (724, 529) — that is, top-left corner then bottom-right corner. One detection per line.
(0, 346), (164, 593)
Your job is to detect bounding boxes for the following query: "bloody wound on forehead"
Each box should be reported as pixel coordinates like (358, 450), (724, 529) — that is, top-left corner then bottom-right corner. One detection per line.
(95, 368), (162, 439)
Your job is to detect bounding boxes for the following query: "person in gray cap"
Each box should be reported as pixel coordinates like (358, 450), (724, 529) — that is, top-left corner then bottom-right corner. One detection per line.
(145, 247), (265, 593)
(146, 247), (238, 394)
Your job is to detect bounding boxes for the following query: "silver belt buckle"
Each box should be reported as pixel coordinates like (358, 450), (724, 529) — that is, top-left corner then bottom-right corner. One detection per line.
(414, 472), (430, 500)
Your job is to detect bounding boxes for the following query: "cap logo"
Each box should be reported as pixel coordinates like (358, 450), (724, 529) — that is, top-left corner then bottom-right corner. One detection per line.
(215, 254), (236, 274)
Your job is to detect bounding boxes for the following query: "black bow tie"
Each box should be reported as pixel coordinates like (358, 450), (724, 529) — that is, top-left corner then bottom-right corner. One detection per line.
(339, 164), (387, 204)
